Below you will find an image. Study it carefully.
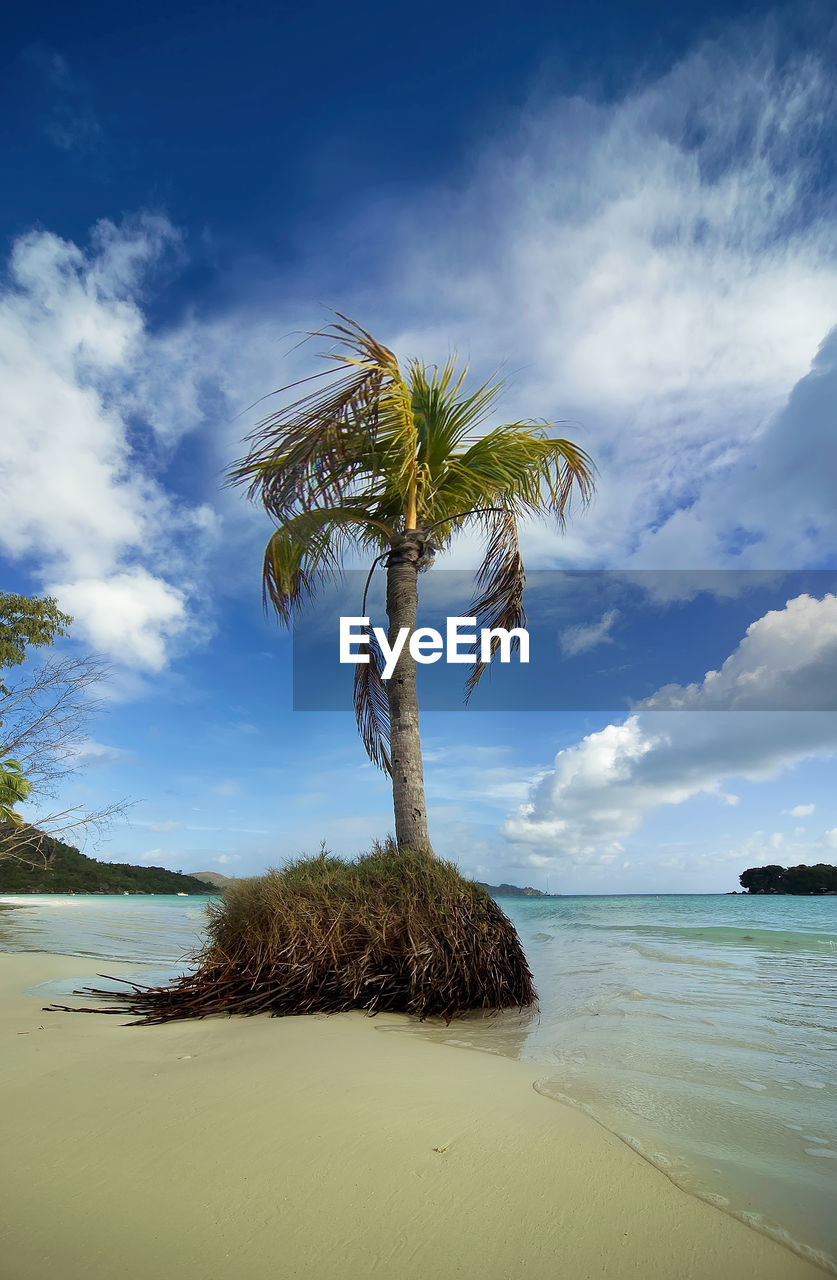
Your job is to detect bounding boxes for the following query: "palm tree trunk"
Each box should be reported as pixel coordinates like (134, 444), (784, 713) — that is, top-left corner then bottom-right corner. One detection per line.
(385, 533), (432, 854)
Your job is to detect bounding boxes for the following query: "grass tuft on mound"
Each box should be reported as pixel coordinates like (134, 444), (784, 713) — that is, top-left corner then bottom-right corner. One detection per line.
(50, 841), (537, 1025)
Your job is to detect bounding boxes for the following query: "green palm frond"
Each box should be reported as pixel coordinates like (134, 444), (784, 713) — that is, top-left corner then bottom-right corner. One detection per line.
(409, 359), (502, 469)
(229, 316), (419, 525)
(435, 424), (594, 525)
(0, 757), (31, 827)
(263, 507), (393, 622)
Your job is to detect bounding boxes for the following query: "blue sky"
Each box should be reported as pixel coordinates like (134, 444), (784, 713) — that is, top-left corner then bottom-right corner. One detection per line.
(1, 1), (836, 892)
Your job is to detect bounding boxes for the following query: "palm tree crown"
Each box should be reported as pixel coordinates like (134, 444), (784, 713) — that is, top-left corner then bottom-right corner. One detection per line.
(230, 316), (594, 850)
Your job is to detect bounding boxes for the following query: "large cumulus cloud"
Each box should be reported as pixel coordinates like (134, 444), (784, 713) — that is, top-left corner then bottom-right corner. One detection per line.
(503, 594), (837, 864)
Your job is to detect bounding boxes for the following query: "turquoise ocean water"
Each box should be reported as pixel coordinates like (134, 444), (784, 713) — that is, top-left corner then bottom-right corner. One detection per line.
(1, 891), (835, 1272)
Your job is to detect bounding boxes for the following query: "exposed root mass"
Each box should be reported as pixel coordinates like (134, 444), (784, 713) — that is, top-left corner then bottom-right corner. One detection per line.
(47, 843), (537, 1025)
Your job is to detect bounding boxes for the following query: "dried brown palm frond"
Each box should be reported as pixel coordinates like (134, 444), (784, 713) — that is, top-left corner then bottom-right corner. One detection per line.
(45, 843), (537, 1025)
(353, 626), (391, 775)
(465, 506), (526, 700)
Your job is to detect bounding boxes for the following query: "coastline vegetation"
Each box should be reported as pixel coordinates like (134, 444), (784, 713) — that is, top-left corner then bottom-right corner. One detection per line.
(740, 863), (837, 894)
(0, 591), (127, 855)
(478, 881), (555, 898)
(0, 827), (214, 894)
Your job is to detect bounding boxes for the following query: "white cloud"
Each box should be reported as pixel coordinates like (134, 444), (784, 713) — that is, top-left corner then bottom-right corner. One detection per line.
(65, 739), (129, 767)
(51, 570), (188, 672)
(560, 608), (619, 657)
(631, 331), (837, 570)
(642, 594), (837, 710)
(503, 595), (837, 863)
(696, 824), (837, 875)
(4, 18), (835, 691)
(0, 217), (217, 670)
(55, 21), (829, 611)
(785, 804), (815, 818)
(423, 743), (547, 808)
(381, 26), (837, 573)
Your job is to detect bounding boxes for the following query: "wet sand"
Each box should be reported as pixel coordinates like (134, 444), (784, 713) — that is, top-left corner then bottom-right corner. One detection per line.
(0, 952), (827, 1279)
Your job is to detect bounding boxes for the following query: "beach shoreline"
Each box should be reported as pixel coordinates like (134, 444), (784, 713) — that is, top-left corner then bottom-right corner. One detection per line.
(0, 951), (830, 1279)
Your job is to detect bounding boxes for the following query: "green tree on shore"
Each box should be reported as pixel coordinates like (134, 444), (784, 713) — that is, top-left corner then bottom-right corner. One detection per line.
(740, 863), (837, 894)
(231, 317), (594, 853)
(0, 592), (70, 828)
(0, 591), (124, 858)
(0, 593), (71, 681)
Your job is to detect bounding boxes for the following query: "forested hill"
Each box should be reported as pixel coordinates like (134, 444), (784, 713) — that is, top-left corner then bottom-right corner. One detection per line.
(478, 881), (553, 898)
(0, 828), (215, 894)
(740, 864), (837, 894)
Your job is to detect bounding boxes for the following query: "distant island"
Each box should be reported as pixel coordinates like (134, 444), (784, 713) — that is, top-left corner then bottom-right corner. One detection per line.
(0, 828), (216, 895)
(478, 881), (557, 899)
(740, 863), (837, 895)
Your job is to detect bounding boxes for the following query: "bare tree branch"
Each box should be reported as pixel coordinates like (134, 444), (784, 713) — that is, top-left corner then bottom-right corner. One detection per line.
(0, 655), (131, 861)
(0, 801), (131, 864)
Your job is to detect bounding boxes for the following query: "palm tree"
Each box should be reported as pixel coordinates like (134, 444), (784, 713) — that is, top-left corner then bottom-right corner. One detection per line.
(230, 317), (594, 854)
(0, 757), (31, 827)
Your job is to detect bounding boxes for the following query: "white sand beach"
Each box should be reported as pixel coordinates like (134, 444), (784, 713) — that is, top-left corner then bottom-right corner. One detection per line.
(0, 951), (827, 1280)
